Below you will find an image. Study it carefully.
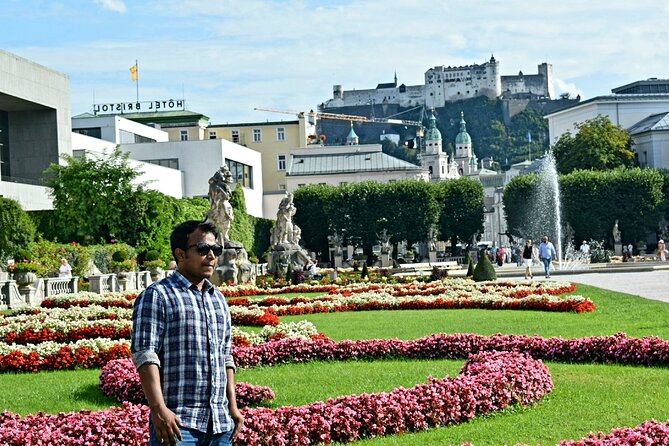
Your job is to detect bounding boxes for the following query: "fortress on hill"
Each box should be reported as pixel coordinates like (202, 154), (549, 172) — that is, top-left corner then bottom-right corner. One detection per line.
(322, 55), (554, 110)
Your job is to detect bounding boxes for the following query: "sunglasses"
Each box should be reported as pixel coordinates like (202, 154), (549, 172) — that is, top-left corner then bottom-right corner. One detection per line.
(186, 242), (223, 257)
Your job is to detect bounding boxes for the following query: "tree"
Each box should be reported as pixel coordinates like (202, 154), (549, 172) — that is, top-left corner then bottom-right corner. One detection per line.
(44, 148), (143, 244)
(0, 198), (36, 261)
(503, 174), (539, 239)
(434, 178), (485, 248)
(552, 115), (636, 174)
(228, 184), (254, 253)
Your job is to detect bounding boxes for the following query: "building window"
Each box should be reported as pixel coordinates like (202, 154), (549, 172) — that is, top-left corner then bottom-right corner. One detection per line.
(340, 181), (348, 186)
(231, 130), (240, 143)
(73, 127), (102, 139)
(277, 154), (286, 171)
(278, 184), (286, 191)
(225, 159), (254, 189)
(298, 184), (306, 188)
(209, 131), (217, 139)
(143, 158), (180, 170)
(180, 130), (188, 141)
(252, 128), (262, 142)
(277, 127), (286, 141)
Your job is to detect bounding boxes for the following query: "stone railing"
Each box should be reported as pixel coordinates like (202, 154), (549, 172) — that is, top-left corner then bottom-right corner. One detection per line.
(0, 280), (23, 310)
(89, 274), (118, 294)
(44, 277), (79, 296)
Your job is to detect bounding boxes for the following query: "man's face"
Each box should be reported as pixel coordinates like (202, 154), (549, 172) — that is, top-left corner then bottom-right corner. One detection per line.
(177, 229), (218, 282)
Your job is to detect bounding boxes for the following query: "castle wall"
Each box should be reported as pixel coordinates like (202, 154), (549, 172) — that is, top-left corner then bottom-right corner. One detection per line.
(323, 58), (548, 110)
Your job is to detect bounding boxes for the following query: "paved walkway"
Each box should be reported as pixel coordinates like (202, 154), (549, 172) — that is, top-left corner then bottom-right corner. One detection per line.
(499, 265), (669, 303)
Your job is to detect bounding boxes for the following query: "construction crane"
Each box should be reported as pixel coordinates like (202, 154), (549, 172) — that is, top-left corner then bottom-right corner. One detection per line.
(253, 107), (424, 130)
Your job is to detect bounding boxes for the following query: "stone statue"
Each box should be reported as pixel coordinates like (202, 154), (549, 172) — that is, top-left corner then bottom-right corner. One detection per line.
(206, 165), (234, 242)
(273, 193), (296, 246)
(612, 219), (621, 244)
(328, 232), (343, 257)
(427, 228), (438, 252)
(267, 192), (310, 276)
(377, 229), (392, 255)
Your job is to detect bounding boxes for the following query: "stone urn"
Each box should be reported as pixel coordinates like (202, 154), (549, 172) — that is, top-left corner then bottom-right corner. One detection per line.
(148, 267), (164, 283)
(14, 271), (37, 289)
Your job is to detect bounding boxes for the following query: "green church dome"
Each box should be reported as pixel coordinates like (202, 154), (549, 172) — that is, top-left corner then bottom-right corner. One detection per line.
(455, 112), (471, 145)
(425, 109), (441, 141)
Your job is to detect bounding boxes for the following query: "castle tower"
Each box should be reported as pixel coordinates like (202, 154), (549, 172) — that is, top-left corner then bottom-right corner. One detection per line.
(537, 62), (554, 99)
(454, 112), (476, 175)
(420, 109), (452, 181)
(346, 122), (359, 145)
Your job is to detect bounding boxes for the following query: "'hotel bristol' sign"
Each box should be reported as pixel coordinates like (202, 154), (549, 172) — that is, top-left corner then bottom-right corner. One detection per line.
(93, 99), (186, 115)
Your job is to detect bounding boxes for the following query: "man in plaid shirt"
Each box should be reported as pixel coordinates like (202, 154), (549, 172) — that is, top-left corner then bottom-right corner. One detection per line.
(132, 220), (244, 445)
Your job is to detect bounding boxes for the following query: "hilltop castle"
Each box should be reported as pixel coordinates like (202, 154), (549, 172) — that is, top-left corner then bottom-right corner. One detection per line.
(322, 55), (554, 110)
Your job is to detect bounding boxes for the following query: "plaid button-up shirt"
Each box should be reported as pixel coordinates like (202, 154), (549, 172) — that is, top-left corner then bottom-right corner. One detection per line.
(131, 270), (235, 434)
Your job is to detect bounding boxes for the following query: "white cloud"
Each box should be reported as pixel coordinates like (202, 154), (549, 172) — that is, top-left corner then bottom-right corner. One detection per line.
(93, 0), (127, 13)
(553, 77), (584, 100)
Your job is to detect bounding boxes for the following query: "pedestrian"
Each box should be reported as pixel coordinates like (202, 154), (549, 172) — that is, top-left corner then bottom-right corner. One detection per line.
(538, 235), (557, 279)
(132, 220), (244, 446)
(58, 258), (72, 278)
(522, 239), (534, 280)
(659, 239), (667, 261)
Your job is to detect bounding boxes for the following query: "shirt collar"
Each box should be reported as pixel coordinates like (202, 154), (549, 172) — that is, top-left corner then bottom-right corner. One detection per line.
(172, 269), (216, 295)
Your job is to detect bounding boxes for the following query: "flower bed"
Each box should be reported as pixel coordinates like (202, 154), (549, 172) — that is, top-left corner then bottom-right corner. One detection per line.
(0, 339), (130, 373)
(236, 351), (552, 445)
(100, 359), (275, 408)
(0, 351), (552, 445)
(41, 291), (138, 309)
(0, 316), (131, 344)
(232, 320), (320, 346)
(0, 402), (148, 445)
(233, 332), (669, 369)
(557, 419), (669, 445)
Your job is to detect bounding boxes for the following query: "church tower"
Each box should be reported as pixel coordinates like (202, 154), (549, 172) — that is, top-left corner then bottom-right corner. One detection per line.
(454, 112), (477, 175)
(346, 122), (359, 145)
(421, 109), (453, 181)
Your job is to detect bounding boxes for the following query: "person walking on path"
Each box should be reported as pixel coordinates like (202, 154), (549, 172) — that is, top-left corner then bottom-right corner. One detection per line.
(539, 235), (557, 279)
(659, 239), (668, 261)
(522, 240), (534, 280)
(132, 220), (244, 446)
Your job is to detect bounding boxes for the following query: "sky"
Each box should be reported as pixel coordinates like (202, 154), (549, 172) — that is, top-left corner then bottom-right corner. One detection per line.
(3, 0), (669, 124)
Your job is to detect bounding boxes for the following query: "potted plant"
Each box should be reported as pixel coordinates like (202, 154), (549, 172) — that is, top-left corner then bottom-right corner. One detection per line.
(9, 260), (42, 288)
(143, 250), (166, 282)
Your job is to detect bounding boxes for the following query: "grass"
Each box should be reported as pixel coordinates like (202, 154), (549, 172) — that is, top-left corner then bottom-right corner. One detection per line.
(3, 282), (669, 444)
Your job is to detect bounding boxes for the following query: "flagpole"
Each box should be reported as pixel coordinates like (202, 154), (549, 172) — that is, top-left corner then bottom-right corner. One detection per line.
(135, 59), (139, 103)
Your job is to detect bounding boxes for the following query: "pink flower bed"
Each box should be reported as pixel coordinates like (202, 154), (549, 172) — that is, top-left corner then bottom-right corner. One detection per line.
(233, 332), (669, 369)
(558, 419), (669, 445)
(0, 402), (148, 445)
(100, 359), (275, 408)
(236, 351), (552, 445)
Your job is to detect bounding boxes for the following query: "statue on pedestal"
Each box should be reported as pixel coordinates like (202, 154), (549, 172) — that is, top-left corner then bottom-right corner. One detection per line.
(427, 228), (438, 252)
(377, 229), (393, 255)
(205, 165), (255, 285)
(206, 165), (234, 243)
(612, 220), (621, 244)
(268, 192), (309, 276)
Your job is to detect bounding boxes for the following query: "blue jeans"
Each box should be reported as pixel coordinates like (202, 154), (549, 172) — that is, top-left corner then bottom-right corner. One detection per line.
(150, 421), (233, 446)
(541, 257), (552, 277)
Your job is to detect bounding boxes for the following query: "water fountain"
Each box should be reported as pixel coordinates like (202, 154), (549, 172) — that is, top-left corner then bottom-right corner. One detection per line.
(522, 152), (588, 271)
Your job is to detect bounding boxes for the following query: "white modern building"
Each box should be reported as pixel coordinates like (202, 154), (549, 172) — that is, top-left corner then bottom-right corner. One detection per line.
(120, 139), (263, 217)
(545, 79), (669, 169)
(0, 49), (72, 210)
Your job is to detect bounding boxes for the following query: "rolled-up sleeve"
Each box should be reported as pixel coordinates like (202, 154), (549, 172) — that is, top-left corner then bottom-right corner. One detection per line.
(223, 299), (236, 372)
(131, 287), (166, 370)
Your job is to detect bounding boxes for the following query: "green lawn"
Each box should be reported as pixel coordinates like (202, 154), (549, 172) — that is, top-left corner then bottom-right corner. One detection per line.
(2, 282), (669, 445)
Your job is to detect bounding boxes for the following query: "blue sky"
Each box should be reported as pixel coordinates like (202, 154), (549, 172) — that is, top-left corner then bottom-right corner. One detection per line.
(3, 0), (669, 123)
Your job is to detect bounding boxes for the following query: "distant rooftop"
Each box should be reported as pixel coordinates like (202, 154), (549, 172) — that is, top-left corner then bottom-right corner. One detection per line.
(628, 112), (669, 135)
(288, 145), (425, 176)
(612, 78), (669, 95)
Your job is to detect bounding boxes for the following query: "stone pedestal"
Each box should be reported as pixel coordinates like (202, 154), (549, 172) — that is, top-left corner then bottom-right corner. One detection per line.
(346, 245), (354, 262)
(212, 240), (257, 285)
(334, 254), (343, 268)
(614, 243), (623, 257)
(429, 251), (437, 263)
(380, 253), (391, 267)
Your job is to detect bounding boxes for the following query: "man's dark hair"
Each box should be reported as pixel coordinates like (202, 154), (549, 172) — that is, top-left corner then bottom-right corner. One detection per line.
(170, 220), (219, 261)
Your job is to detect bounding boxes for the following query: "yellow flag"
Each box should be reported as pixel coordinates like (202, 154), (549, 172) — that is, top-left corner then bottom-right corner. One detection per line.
(129, 64), (138, 81)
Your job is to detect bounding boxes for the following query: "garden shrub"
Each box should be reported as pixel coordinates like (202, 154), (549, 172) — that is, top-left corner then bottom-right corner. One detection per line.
(472, 253), (496, 281)
(361, 263), (369, 279)
(589, 239), (611, 263)
(466, 258), (475, 277)
(430, 266), (449, 281)
(0, 197), (36, 261)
